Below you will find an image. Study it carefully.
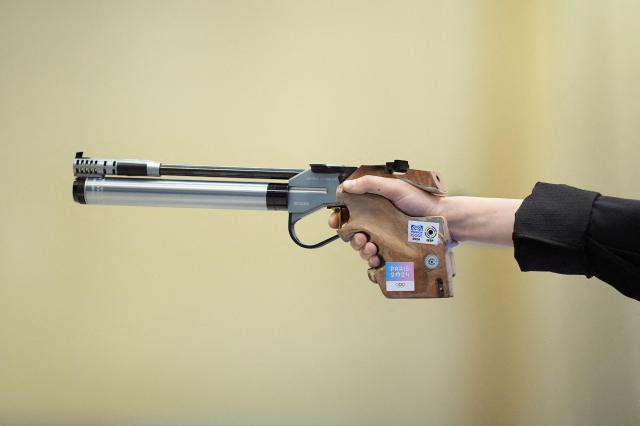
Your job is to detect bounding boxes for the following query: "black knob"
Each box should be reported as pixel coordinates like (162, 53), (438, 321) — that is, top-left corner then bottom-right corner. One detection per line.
(385, 160), (410, 173)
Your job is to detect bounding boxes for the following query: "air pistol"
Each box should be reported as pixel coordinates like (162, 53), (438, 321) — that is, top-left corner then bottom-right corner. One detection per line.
(72, 152), (456, 298)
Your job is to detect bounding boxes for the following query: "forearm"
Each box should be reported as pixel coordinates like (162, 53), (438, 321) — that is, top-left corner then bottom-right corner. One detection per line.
(442, 196), (523, 246)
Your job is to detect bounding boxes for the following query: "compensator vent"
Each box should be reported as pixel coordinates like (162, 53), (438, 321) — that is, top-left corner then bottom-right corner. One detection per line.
(74, 158), (117, 177)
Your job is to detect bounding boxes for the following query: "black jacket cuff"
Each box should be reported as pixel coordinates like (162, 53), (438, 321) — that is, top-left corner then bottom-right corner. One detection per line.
(513, 182), (600, 275)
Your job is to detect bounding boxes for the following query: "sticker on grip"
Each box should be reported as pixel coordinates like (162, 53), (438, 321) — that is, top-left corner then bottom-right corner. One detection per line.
(408, 220), (440, 245)
(385, 262), (415, 292)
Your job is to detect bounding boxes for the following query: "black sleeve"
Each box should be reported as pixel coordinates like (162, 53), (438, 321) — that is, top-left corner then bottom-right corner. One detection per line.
(512, 182), (640, 301)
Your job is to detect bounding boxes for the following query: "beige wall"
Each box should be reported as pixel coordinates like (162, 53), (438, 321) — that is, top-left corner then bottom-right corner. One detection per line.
(1, 1), (638, 424)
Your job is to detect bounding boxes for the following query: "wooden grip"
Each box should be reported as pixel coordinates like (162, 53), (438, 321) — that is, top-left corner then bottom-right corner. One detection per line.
(335, 168), (455, 299)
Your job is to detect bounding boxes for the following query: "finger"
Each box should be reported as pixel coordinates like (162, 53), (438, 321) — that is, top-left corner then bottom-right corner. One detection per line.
(342, 175), (414, 203)
(361, 242), (378, 257)
(359, 249), (370, 261)
(359, 242), (377, 260)
(328, 211), (339, 229)
(368, 255), (381, 268)
(350, 233), (368, 250)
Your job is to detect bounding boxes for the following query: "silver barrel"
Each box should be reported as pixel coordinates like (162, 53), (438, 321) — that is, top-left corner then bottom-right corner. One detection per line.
(80, 178), (272, 210)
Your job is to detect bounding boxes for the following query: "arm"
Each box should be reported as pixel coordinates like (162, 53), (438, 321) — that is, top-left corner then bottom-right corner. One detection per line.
(330, 177), (640, 301)
(441, 196), (523, 246)
(328, 176), (522, 267)
(513, 182), (640, 301)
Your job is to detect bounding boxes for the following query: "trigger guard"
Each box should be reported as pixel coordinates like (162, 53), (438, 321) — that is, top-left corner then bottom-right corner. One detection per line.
(288, 213), (340, 249)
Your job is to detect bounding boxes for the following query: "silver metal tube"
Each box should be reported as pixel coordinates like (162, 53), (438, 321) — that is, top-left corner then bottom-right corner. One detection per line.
(84, 178), (270, 210)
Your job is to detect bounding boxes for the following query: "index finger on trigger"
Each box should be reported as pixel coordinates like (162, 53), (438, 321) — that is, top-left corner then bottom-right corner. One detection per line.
(328, 211), (339, 229)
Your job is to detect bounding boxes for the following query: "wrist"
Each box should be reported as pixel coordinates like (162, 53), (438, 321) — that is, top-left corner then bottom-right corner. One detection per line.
(439, 196), (472, 242)
(440, 196), (522, 246)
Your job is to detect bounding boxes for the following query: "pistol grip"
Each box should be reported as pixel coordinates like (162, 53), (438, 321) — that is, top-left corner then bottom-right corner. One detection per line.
(336, 189), (455, 299)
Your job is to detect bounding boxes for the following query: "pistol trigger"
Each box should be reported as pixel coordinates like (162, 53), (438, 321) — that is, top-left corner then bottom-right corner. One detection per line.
(333, 206), (349, 229)
(332, 207), (342, 228)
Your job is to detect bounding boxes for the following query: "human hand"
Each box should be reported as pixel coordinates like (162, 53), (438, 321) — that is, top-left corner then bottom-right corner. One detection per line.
(328, 176), (521, 269)
(328, 175), (446, 268)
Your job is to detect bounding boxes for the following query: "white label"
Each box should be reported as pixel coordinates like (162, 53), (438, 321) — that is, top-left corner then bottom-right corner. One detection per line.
(386, 280), (415, 292)
(407, 220), (440, 245)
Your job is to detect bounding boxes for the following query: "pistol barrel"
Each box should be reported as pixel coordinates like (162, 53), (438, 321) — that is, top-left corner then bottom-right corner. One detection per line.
(73, 178), (288, 211)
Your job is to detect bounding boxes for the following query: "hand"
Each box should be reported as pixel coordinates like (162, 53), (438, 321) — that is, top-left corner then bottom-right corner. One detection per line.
(328, 175), (522, 270)
(328, 176), (445, 268)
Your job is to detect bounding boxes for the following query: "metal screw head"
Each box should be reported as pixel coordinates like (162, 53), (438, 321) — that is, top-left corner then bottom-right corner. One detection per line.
(424, 255), (439, 269)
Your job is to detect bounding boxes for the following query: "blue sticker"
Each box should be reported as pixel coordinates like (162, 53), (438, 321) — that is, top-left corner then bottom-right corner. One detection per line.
(385, 262), (415, 292)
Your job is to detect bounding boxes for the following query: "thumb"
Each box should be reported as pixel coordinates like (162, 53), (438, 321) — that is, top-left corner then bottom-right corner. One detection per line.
(342, 175), (413, 203)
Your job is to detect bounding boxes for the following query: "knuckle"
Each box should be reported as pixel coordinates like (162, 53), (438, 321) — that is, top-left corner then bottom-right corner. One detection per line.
(360, 175), (379, 190)
(359, 176), (372, 185)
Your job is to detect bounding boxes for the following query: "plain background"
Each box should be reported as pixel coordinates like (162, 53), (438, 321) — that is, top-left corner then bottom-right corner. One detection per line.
(1, 0), (639, 424)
